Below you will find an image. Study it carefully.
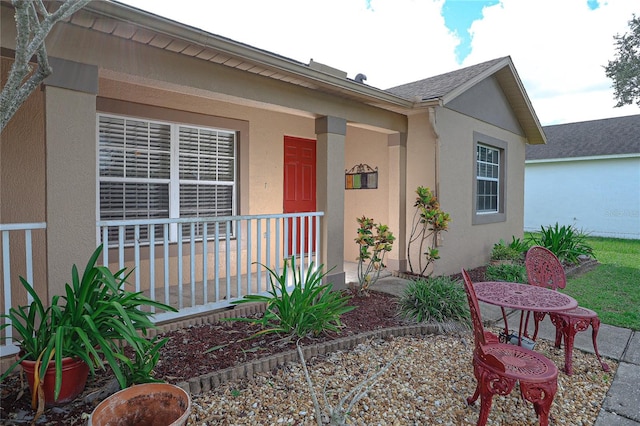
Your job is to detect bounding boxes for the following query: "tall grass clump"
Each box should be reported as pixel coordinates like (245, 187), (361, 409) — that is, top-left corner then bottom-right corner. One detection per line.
(229, 257), (355, 338)
(527, 223), (594, 265)
(397, 276), (469, 326)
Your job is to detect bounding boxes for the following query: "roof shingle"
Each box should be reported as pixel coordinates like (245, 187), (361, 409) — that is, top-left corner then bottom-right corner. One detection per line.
(528, 115), (640, 160)
(385, 57), (508, 100)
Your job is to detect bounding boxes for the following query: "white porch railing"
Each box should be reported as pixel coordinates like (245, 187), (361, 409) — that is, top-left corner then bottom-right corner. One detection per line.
(97, 212), (324, 323)
(0, 222), (47, 357)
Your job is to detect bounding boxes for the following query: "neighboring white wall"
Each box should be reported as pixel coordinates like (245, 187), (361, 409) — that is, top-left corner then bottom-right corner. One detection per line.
(524, 156), (640, 239)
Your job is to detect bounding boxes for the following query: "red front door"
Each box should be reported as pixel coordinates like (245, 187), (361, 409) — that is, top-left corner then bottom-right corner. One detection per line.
(283, 136), (316, 256)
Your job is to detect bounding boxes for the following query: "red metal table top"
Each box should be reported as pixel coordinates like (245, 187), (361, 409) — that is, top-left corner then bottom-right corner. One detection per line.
(473, 281), (578, 312)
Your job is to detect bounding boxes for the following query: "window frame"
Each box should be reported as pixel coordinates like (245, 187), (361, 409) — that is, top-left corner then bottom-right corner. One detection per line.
(472, 132), (507, 225)
(97, 112), (238, 243)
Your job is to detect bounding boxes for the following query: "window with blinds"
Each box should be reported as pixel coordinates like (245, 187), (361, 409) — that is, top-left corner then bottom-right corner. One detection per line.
(476, 144), (500, 213)
(98, 114), (236, 243)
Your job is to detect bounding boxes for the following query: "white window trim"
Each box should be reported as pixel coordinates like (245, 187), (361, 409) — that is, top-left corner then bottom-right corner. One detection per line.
(97, 113), (238, 242)
(477, 144), (500, 214)
(472, 132), (507, 225)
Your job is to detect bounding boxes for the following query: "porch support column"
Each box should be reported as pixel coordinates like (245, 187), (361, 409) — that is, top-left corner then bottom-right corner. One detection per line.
(315, 116), (346, 288)
(44, 58), (98, 297)
(387, 132), (408, 272)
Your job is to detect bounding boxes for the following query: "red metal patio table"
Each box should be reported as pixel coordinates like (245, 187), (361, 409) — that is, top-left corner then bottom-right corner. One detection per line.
(473, 281), (578, 347)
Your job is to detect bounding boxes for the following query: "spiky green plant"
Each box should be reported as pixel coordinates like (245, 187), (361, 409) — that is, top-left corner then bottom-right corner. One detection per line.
(397, 276), (469, 325)
(229, 257), (356, 338)
(527, 223), (594, 265)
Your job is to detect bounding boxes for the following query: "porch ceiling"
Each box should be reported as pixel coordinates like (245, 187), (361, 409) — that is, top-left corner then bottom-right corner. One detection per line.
(72, 1), (416, 115)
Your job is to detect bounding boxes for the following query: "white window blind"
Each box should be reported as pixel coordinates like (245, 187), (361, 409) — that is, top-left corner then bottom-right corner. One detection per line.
(178, 126), (235, 237)
(98, 114), (237, 243)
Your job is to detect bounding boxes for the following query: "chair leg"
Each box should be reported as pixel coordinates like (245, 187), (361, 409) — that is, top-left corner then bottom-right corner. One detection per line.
(467, 383), (481, 406)
(590, 317), (611, 372)
(477, 392), (494, 426)
(468, 363), (516, 426)
(561, 316), (611, 375)
(521, 379), (558, 426)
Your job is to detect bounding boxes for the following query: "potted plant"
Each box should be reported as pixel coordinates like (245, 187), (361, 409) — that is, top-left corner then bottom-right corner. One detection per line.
(89, 382), (191, 426)
(0, 245), (176, 412)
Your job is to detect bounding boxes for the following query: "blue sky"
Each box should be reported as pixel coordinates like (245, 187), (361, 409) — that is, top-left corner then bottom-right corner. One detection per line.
(441, 0), (603, 63)
(120, 0), (638, 125)
(441, 0), (500, 62)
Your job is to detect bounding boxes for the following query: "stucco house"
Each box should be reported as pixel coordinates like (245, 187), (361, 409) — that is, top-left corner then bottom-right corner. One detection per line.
(525, 115), (640, 239)
(1, 0), (546, 359)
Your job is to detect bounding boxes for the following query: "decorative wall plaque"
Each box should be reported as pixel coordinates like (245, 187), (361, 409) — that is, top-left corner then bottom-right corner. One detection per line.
(345, 163), (378, 189)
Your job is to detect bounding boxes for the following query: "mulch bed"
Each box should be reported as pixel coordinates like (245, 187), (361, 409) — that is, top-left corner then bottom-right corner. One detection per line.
(0, 266), (487, 425)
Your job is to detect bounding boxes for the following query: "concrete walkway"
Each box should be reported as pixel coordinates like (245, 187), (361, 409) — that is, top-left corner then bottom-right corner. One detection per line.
(346, 266), (640, 425)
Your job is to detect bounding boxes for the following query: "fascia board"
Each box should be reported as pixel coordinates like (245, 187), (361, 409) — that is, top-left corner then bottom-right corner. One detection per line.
(87, 1), (414, 109)
(438, 57), (546, 145)
(439, 57), (511, 105)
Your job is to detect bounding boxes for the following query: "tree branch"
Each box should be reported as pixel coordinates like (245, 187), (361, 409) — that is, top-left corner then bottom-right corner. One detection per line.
(296, 342), (324, 425)
(1, 0), (92, 131)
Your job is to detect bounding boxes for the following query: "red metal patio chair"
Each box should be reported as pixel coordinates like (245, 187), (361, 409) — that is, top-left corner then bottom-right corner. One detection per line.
(524, 246), (610, 375)
(462, 269), (558, 426)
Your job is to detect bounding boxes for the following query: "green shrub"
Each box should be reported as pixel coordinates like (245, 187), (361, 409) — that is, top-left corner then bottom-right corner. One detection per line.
(507, 236), (531, 254)
(0, 245), (176, 403)
(490, 240), (522, 262)
(229, 257), (356, 338)
(485, 263), (528, 283)
(355, 216), (395, 293)
(397, 276), (469, 325)
(407, 186), (451, 276)
(527, 223), (594, 265)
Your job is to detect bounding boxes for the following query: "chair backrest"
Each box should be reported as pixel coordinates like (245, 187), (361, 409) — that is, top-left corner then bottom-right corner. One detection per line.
(462, 269), (487, 351)
(525, 246), (566, 290)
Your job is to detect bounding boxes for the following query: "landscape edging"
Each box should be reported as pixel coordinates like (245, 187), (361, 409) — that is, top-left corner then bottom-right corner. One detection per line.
(168, 311), (445, 396)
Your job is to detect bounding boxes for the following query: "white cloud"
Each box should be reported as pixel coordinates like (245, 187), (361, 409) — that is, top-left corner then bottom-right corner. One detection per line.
(464, 0), (640, 124)
(123, 0), (460, 89)
(120, 0), (640, 125)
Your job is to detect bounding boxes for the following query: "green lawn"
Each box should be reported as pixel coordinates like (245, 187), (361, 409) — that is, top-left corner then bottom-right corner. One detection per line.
(562, 237), (640, 330)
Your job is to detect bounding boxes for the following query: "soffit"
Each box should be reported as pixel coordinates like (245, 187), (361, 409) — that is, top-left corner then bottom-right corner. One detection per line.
(69, 1), (415, 115)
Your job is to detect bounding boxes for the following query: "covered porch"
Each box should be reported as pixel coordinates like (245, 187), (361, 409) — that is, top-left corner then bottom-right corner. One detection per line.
(0, 213), (329, 357)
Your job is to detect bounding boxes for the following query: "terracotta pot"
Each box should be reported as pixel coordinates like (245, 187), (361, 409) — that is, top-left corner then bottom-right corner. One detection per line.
(89, 383), (191, 426)
(20, 356), (89, 406)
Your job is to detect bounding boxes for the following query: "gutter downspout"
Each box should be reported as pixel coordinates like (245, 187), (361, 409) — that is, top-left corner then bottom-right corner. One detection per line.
(428, 105), (444, 248)
(428, 106), (440, 199)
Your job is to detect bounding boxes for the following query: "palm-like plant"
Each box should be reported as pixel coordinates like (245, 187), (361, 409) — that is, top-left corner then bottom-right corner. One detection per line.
(229, 257), (355, 338)
(0, 245), (176, 408)
(527, 223), (594, 265)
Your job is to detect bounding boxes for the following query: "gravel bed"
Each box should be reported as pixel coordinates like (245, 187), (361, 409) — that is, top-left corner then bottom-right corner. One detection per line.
(187, 331), (616, 425)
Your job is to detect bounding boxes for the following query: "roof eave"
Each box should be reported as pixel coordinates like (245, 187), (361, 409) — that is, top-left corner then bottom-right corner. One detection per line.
(84, 1), (414, 111)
